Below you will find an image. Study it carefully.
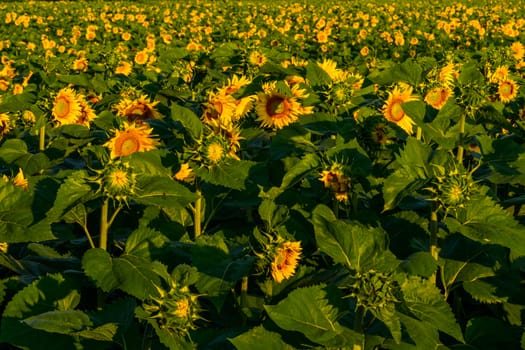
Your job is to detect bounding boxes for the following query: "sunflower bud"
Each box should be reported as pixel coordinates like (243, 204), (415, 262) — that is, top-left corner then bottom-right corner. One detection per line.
(346, 270), (399, 310)
(102, 161), (136, 203)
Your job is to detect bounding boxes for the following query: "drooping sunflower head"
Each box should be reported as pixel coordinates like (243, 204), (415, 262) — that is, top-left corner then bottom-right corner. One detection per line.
(104, 122), (160, 159)
(12, 168), (28, 191)
(75, 94), (98, 127)
(317, 58), (349, 83)
(382, 85), (418, 135)
(497, 79), (519, 103)
(438, 62), (459, 88)
(319, 162), (351, 202)
(510, 41), (525, 61)
(52, 88), (82, 125)
(201, 91), (237, 129)
(115, 95), (162, 123)
(424, 86), (453, 110)
(270, 241), (302, 283)
(115, 61), (133, 76)
(0, 113), (11, 138)
(173, 162), (195, 183)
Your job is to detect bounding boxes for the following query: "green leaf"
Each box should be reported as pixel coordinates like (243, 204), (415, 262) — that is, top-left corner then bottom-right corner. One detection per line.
(270, 124), (316, 160)
(124, 227), (170, 258)
(82, 248), (119, 292)
(73, 323), (119, 341)
(382, 168), (421, 212)
(171, 103), (202, 140)
(47, 170), (94, 220)
(312, 204), (398, 273)
(58, 74), (92, 87)
(265, 284), (363, 347)
(0, 139), (29, 163)
(229, 326), (295, 350)
(400, 252), (437, 278)
(401, 276), (464, 342)
(402, 100), (427, 122)
(279, 153), (320, 190)
(463, 279), (508, 304)
(443, 191), (525, 258)
(465, 317), (522, 350)
(195, 160), (256, 190)
(133, 175), (198, 208)
(258, 199), (289, 230)
(396, 137), (432, 178)
(112, 254), (162, 300)
(306, 60), (332, 86)
(22, 310), (92, 335)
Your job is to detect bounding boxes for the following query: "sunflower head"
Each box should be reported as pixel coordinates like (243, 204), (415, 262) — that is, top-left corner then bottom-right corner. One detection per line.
(201, 134), (230, 166)
(0, 113), (11, 138)
(115, 95), (162, 123)
(319, 162), (351, 202)
(140, 279), (200, 337)
(104, 122), (160, 159)
(345, 270), (400, 311)
(102, 161), (137, 202)
(424, 86), (452, 110)
(254, 232), (302, 284)
(382, 85), (418, 135)
(52, 88), (82, 125)
(497, 79), (519, 103)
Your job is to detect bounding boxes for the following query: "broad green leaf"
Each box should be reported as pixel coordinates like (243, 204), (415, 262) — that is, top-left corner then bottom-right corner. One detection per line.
(170, 103), (202, 140)
(229, 326), (296, 350)
(382, 168), (422, 212)
(401, 276), (464, 342)
(270, 124), (316, 160)
(396, 137), (432, 178)
(371, 306), (401, 344)
(0, 92), (37, 113)
(258, 198), (289, 230)
(22, 310), (92, 335)
(112, 254), (162, 300)
(397, 312), (441, 350)
(0, 274), (80, 349)
(194, 159), (256, 190)
(124, 227), (170, 258)
(58, 73), (91, 87)
(265, 284), (363, 347)
(400, 252), (437, 278)
(133, 175), (198, 208)
(0, 139), (29, 163)
(465, 317), (522, 350)
(313, 204), (398, 273)
(306, 60), (332, 86)
(46, 170), (94, 220)
(463, 279), (509, 304)
(124, 150), (172, 177)
(443, 191), (525, 258)
(402, 100), (427, 122)
(279, 153), (320, 190)
(82, 248), (119, 292)
(73, 323), (119, 341)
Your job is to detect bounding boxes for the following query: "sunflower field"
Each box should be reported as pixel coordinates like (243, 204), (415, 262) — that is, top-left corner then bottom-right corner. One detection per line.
(0, 0), (525, 349)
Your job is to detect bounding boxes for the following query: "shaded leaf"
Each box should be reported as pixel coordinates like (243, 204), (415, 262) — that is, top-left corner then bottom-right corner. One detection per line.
(22, 310), (92, 335)
(229, 325), (295, 350)
(82, 248), (119, 292)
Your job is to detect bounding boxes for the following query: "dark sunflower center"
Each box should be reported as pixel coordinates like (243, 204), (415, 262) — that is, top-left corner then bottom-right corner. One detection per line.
(266, 96), (289, 118)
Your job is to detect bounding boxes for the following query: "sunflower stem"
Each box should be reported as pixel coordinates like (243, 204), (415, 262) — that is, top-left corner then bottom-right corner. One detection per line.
(457, 113), (466, 163)
(354, 306), (365, 333)
(99, 199), (109, 250)
(39, 125), (45, 151)
(416, 126), (422, 141)
(83, 225), (95, 249)
(429, 207), (439, 286)
(193, 184), (203, 239)
(333, 199), (339, 219)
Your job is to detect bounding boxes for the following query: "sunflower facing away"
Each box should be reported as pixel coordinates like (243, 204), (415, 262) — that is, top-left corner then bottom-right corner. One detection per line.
(0, 113), (10, 138)
(104, 122), (160, 159)
(271, 241), (302, 283)
(115, 95), (162, 123)
(382, 85), (418, 135)
(255, 81), (311, 130)
(424, 86), (452, 110)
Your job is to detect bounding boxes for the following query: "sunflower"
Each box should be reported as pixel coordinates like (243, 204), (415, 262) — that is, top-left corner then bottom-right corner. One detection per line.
(439, 62), (458, 87)
(489, 65), (509, 83)
(382, 85), (418, 135)
(319, 162), (351, 202)
(0, 113), (10, 137)
(271, 241), (302, 283)
(510, 42), (525, 61)
(104, 122), (160, 159)
(424, 86), (452, 110)
(317, 58), (348, 83)
(75, 95), (97, 127)
(114, 95), (162, 123)
(249, 50), (267, 67)
(115, 61), (132, 76)
(255, 81), (309, 130)
(52, 88), (82, 125)
(72, 58), (88, 71)
(174, 163), (194, 182)
(201, 91), (237, 129)
(498, 79), (519, 103)
(12, 168), (28, 190)
(134, 50), (149, 65)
